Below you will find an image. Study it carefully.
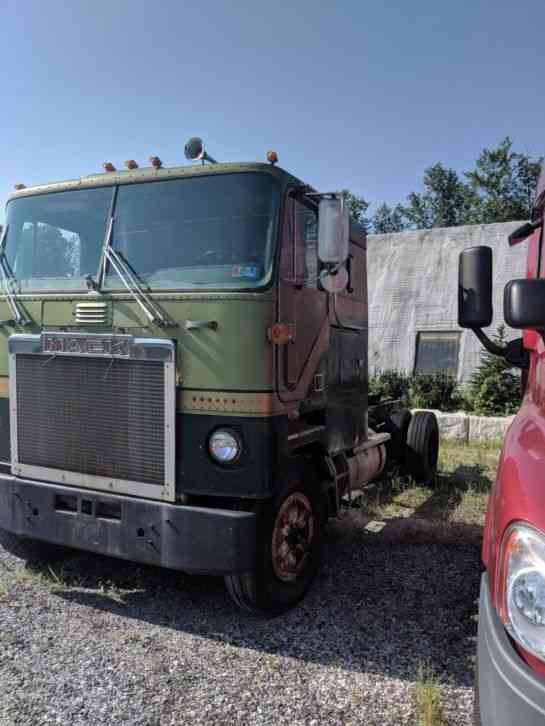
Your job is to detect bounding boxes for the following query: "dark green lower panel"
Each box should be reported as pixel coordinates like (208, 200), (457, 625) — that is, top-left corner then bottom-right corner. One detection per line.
(176, 412), (289, 499)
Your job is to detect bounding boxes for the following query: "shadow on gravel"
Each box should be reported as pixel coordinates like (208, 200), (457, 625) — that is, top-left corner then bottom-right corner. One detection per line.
(31, 513), (482, 691)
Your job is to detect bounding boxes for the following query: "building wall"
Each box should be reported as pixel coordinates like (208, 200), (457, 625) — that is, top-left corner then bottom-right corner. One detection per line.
(367, 221), (527, 383)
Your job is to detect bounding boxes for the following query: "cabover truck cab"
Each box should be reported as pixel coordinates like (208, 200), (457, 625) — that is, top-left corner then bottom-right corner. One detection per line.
(0, 140), (438, 614)
(459, 162), (545, 723)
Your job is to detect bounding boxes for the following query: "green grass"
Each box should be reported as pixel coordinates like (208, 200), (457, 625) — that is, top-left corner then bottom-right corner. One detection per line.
(415, 665), (445, 726)
(359, 439), (501, 526)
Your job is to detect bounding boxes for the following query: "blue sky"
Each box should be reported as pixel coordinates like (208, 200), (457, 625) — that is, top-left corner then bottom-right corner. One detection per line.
(1, 0), (544, 222)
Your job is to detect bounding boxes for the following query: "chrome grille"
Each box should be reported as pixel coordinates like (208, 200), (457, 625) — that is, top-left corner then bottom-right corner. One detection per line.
(9, 334), (176, 501)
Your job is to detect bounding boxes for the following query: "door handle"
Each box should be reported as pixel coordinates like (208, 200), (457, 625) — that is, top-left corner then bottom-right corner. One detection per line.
(185, 320), (218, 331)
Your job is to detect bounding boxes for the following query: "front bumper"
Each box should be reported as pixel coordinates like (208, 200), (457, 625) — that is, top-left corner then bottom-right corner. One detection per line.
(0, 474), (256, 575)
(477, 573), (545, 725)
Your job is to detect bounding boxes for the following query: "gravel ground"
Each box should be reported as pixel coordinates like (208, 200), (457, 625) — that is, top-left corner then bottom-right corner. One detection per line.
(0, 513), (481, 726)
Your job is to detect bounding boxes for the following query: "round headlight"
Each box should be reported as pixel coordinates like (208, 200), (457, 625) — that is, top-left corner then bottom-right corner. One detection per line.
(208, 429), (241, 464)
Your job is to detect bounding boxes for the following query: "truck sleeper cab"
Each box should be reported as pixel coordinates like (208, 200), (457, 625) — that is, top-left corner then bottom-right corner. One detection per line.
(459, 159), (545, 723)
(0, 149), (437, 613)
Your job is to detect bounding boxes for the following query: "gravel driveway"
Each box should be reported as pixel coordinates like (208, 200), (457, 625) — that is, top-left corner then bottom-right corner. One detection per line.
(0, 512), (481, 726)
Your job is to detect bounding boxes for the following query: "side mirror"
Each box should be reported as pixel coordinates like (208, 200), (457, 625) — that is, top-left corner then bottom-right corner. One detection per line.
(504, 279), (545, 330)
(318, 197), (349, 266)
(458, 246), (493, 328)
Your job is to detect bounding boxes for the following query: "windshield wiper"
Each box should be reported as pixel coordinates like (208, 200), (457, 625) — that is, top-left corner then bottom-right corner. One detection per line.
(0, 225), (30, 326)
(101, 218), (174, 328)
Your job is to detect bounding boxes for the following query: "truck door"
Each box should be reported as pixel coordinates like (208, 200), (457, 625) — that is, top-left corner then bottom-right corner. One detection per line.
(326, 239), (368, 451)
(277, 192), (328, 403)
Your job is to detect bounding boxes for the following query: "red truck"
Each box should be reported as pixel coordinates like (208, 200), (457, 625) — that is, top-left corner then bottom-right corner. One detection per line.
(458, 164), (545, 724)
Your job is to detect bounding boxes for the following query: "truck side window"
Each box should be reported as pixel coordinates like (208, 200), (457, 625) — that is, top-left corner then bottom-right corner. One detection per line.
(281, 195), (319, 288)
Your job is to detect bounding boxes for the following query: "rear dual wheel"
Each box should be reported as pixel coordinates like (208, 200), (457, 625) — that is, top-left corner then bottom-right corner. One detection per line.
(225, 460), (324, 615)
(381, 409), (439, 484)
(406, 411), (439, 484)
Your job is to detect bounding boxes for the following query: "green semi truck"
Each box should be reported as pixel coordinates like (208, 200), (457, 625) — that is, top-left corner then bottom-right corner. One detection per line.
(0, 138), (438, 613)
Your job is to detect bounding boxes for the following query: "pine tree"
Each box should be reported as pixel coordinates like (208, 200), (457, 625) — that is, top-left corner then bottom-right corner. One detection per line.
(467, 326), (521, 416)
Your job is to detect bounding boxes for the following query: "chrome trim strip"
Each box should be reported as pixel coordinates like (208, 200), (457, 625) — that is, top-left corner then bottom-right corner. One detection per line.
(8, 333), (175, 362)
(10, 462), (170, 501)
(8, 350), (17, 466)
(164, 360), (176, 500)
(287, 425), (325, 442)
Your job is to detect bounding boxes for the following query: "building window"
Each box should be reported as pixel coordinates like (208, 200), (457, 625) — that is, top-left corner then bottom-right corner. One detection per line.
(414, 332), (460, 375)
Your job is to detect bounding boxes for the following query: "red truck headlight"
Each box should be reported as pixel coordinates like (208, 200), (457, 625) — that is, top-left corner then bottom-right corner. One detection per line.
(497, 523), (545, 661)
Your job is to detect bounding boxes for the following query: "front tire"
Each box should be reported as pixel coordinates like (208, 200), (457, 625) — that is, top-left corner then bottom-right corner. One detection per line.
(225, 460), (324, 615)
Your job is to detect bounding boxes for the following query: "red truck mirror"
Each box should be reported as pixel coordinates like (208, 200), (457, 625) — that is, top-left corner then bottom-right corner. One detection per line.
(458, 246), (493, 329)
(504, 278), (545, 330)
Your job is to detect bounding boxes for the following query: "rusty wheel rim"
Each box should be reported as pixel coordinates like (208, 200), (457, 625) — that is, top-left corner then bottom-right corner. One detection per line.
(271, 492), (314, 583)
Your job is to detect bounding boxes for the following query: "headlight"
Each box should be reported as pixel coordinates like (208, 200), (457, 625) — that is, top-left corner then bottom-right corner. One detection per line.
(208, 429), (241, 464)
(498, 523), (545, 660)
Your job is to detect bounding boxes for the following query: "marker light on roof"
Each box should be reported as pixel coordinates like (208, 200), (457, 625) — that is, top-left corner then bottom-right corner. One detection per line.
(14, 183), (26, 190)
(124, 160), (138, 170)
(102, 162), (116, 172)
(266, 150), (278, 165)
(149, 156), (163, 169)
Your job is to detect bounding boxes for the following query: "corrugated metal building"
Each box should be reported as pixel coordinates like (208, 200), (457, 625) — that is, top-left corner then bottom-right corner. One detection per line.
(367, 221), (527, 383)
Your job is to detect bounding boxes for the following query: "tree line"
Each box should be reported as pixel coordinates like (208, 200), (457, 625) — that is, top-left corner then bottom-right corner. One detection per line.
(343, 137), (543, 233)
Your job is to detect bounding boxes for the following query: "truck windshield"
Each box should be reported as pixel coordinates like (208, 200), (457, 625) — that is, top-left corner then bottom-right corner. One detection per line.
(104, 172), (279, 290)
(3, 172), (279, 292)
(4, 187), (112, 291)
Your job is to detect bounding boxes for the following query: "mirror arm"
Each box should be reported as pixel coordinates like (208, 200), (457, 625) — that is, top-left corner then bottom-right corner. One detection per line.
(508, 218), (542, 246)
(472, 327), (506, 357)
(471, 328), (529, 369)
(505, 338), (530, 369)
